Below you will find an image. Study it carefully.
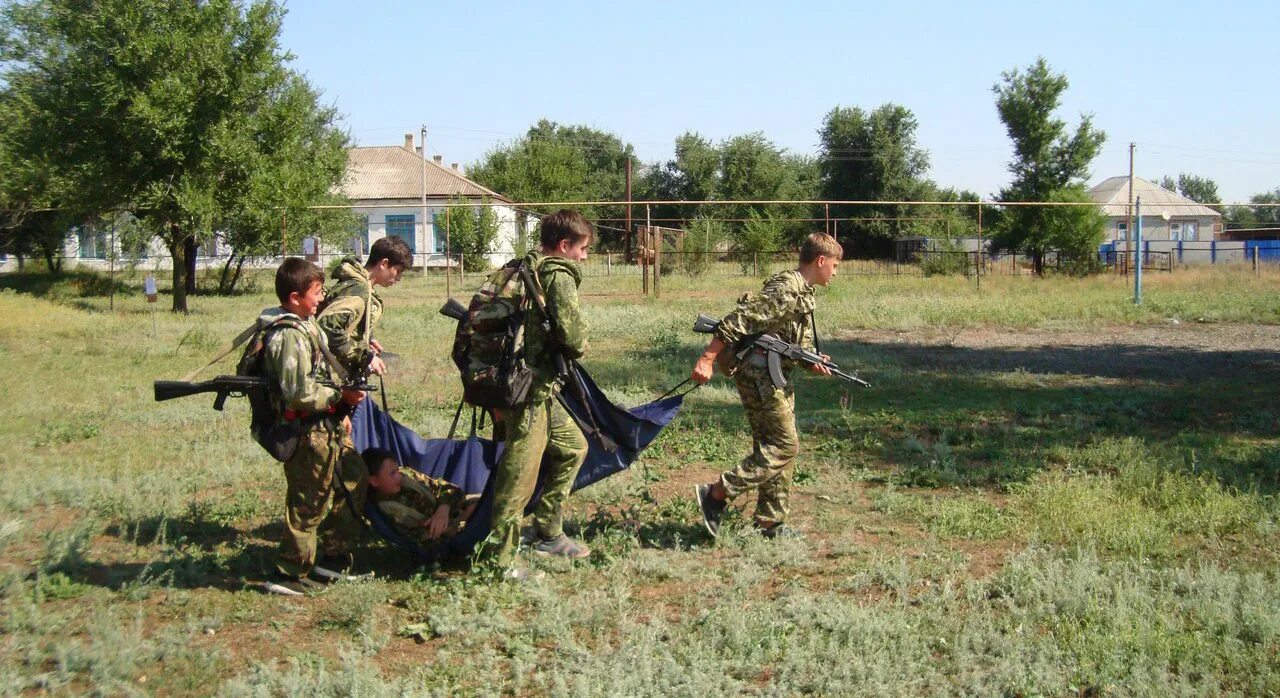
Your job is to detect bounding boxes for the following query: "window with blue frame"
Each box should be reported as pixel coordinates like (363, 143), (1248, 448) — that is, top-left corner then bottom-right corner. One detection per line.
(432, 213), (446, 253)
(77, 227), (107, 259)
(385, 214), (415, 253)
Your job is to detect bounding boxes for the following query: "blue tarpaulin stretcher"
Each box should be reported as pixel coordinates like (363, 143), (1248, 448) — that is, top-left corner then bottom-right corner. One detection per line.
(350, 370), (688, 562)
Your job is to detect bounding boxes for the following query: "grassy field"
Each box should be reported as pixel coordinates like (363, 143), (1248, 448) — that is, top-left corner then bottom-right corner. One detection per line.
(1, 265), (1278, 695)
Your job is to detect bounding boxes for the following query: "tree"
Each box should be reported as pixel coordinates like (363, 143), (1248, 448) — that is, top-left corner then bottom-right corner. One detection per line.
(991, 58), (1106, 274)
(819, 103), (932, 255)
(467, 120), (636, 248)
(1225, 188), (1280, 229)
(1, 0), (350, 311)
(1039, 186), (1107, 273)
(641, 131), (815, 248)
(1157, 173), (1222, 212)
(436, 198), (500, 272)
(214, 74), (354, 293)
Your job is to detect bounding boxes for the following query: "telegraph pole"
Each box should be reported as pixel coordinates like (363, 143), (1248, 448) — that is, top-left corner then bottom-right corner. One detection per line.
(1125, 142), (1135, 275)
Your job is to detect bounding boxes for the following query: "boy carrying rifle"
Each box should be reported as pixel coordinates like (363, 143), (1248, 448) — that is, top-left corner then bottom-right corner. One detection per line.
(690, 233), (843, 540)
(259, 258), (367, 595)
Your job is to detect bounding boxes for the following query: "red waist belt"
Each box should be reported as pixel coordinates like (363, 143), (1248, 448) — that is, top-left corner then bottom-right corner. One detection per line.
(283, 405), (338, 421)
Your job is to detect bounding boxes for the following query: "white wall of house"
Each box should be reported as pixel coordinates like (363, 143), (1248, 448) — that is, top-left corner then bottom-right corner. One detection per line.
(1103, 215), (1220, 243)
(355, 200), (521, 267)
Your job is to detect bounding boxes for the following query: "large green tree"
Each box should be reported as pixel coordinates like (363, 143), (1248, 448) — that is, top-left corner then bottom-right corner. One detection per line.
(467, 120), (636, 247)
(818, 103), (932, 254)
(1, 0), (349, 311)
(642, 131), (816, 248)
(991, 57), (1106, 274)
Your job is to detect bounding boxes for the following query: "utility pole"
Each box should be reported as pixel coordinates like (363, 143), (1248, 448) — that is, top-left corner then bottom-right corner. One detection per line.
(625, 158), (633, 263)
(421, 124), (430, 282)
(1134, 196), (1143, 304)
(1126, 142), (1135, 276)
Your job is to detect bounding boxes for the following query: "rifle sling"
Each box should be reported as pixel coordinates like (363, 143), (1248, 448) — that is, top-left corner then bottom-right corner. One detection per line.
(179, 321), (263, 383)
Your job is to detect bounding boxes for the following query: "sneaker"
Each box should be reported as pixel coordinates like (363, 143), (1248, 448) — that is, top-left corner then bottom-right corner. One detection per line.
(262, 573), (324, 596)
(310, 565), (366, 584)
(311, 554), (360, 583)
(695, 483), (727, 537)
(758, 523), (803, 540)
(531, 534), (591, 560)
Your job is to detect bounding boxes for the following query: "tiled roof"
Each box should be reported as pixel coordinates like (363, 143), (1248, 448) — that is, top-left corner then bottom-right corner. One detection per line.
(1088, 176), (1220, 218)
(340, 145), (508, 202)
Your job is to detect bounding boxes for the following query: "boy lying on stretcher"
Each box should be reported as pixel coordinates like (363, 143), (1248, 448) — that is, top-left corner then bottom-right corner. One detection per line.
(361, 448), (480, 545)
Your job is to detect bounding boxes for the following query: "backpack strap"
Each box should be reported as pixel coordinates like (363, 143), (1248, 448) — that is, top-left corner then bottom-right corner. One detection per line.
(180, 318), (272, 382)
(261, 315), (351, 383)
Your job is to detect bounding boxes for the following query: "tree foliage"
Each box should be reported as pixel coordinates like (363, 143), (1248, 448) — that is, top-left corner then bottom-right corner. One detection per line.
(1225, 188), (1280, 229)
(467, 120), (635, 247)
(818, 103), (933, 253)
(436, 199), (500, 272)
(1157, 173), (1221, 212)
(991, 57), (1106, 274)
(0, 0), (350, 310)
(642, 131), (816, 248)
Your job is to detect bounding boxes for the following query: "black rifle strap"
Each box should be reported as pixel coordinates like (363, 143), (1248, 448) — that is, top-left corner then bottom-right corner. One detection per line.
(656, 378), (699, 402)
(809, 311), (822, 355)
(447, 398), (466, 440)
(517, 264), (614, 450)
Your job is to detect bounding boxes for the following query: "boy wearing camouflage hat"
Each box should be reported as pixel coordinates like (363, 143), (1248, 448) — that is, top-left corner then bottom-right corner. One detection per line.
(690, 232), (843, 539)
(317, 235), (412, 379)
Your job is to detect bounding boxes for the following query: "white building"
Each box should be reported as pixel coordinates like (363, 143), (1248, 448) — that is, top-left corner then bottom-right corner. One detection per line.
(342, 133), (525, 268)
(1089, 176), (1222, 243)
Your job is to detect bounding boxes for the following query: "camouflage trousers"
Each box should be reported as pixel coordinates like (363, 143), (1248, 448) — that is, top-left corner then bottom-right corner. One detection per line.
(720, 363), (800, 527)
(275, 423), (368, 578)
(484, 395), (588, 567)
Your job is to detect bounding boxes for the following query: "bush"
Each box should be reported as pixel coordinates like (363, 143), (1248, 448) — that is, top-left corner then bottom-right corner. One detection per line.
(920, 237), (972, 276)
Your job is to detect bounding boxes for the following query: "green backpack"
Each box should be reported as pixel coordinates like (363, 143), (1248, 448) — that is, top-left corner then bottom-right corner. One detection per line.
(235, 315), (321, 461)
(450, 259), (545, 409)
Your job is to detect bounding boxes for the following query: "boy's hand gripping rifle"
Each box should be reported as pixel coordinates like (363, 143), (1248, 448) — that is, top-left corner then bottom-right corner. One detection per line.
(692, 314), (871, 390)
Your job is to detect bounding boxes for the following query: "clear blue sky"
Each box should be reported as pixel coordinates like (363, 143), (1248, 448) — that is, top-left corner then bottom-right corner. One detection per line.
(280, 0), (1279, 203)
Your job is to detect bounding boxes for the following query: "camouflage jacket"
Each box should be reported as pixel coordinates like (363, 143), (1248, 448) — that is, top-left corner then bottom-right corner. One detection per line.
(317, 257), (383, 373)
(522, 249), (588, 399)
(371, 468), (475, 545)
(260, 308), (340, 415)
(713, 269), (817, 369)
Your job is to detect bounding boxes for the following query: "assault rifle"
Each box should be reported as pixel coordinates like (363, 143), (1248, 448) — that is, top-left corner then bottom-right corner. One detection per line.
(692, 314), (871, 390)
(153, 375), (376, 411)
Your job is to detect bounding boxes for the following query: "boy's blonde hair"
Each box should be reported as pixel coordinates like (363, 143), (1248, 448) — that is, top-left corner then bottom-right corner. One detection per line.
(799, 232), (843, 264)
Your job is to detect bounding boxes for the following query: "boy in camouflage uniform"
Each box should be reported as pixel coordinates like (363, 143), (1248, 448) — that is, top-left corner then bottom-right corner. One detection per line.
(311, 237), (410, 574)
(483, 209), (594, 576)
(691, 233), (844, 539)
(317, 235), (412, 379)
(260, 258), (367, 596)
(362, 448), (480, 546)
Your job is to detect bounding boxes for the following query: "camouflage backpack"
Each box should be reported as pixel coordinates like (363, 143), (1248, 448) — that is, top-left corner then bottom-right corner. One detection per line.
(235, 315), (321, 461)
(450, 258), (545, 409)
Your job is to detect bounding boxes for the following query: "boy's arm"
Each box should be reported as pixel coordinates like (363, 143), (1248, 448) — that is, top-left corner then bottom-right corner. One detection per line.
(377, 501), (428, 533)
(545, 269), (588, 359)
(713, 281), (801, 348)
(264, 327), (339, 412)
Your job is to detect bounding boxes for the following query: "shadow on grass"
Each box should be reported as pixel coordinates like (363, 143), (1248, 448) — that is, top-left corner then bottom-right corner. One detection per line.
(0, 270), (132, 299)
(586, 335), (1280, 494)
